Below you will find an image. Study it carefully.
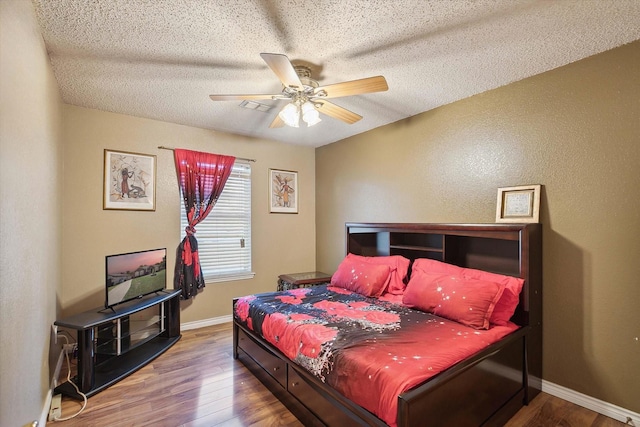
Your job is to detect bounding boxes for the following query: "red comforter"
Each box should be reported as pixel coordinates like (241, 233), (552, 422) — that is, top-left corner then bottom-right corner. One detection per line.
(234, 285), (518, 426)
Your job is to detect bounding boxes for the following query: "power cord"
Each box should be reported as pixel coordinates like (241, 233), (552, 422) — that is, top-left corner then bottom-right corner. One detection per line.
(57, 329), (75, 343)
(52, 334), (88, 421)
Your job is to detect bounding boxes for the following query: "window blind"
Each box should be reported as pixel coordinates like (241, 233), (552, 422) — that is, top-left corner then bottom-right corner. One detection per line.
(180, 160), (253, 282)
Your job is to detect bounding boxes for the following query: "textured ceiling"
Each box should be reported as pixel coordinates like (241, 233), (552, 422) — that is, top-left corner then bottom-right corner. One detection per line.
(32, 0), (640, 147)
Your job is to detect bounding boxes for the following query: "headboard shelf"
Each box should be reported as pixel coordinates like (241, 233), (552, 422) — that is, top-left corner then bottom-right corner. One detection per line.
(390, 231), (444, 262)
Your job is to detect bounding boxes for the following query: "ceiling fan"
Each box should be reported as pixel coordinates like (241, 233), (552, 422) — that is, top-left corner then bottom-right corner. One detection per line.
(209, 53), (388, 128)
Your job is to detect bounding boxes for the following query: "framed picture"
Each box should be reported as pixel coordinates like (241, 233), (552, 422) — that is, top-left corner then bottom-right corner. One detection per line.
(496, 184), (541, 223)
(103, 149), (156, 211)
(270, 168), (298, 213)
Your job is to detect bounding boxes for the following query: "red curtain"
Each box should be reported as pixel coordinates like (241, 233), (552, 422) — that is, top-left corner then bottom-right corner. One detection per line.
(173, 149), (236, 299)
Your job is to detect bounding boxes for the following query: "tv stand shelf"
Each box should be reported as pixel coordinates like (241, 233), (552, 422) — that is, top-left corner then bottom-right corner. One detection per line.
(54, 289), (181, 398)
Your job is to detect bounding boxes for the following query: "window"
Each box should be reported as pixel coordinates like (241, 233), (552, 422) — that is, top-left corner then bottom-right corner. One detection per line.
(180, 161), (253, 282)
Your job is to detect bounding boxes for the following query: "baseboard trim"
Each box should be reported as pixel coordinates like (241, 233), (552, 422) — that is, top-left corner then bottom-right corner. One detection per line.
(542, 380), (639, 425)
(40, 389), (53, 426)
(41, 349), (66, 425)
(181, 315), (232, 331)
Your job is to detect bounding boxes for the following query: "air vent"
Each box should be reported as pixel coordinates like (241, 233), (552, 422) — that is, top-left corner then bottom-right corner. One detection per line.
(239, 100), (273, 112)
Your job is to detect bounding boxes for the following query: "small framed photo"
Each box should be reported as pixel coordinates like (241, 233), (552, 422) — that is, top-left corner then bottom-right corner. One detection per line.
(270, 168), (298, 214)
(103, 149), (156, 211)
(496, 184), (541, 223)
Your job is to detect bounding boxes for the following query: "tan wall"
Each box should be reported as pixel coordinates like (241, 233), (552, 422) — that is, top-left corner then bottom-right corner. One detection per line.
(0, 1), (63, 425)
(61, 105), (316, 323)
(316, 41), (640, 412)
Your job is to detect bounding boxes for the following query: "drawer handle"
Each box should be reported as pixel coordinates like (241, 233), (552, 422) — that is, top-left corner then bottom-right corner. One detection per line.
(291, 381), (299, 387)
(273, 366), (280, 371)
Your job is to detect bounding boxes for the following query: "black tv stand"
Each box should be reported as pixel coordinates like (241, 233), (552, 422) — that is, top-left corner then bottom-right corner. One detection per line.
(54, 289), (181, 398)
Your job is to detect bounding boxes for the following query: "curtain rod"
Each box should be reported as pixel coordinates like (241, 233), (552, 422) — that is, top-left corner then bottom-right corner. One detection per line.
(157, 146), (256, 162)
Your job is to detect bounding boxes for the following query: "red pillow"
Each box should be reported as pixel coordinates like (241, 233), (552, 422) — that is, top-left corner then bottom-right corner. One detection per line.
(412, 259), (524, 326)
(331, 257), (391, 297)
(346, 253), (410, 295)
(402, 270), (505, 329)
(411, 258), (463, 275)
(460, 267), (524, 326)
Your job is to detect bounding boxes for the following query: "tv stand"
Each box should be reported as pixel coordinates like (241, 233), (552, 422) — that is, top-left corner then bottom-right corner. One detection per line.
(54, 289), (181, 398)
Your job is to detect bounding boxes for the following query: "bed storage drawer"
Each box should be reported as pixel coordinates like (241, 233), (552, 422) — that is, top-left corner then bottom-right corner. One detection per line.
(288, 367), (358, 426)
(237, 329), (287, 387)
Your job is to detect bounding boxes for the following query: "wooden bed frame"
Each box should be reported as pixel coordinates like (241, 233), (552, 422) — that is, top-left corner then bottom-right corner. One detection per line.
(233, 223), (542, 426)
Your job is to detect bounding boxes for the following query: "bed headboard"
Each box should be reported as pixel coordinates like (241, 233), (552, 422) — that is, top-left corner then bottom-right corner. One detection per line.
(344, 223), (542, 329)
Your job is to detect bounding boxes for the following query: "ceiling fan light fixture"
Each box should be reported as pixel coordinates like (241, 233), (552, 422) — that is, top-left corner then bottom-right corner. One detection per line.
(301, 101), (321, 127)
(209, 53), (388, 129)
(279, 102), (299, 127)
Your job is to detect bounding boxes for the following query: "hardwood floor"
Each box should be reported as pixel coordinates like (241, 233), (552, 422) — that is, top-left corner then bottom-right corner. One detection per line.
(55, 323), (626, 426)
(504, 393), (627, 427)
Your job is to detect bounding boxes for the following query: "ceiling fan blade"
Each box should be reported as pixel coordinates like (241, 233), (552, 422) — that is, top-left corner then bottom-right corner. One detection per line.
(209, 94), (280, 101)
(315, 100), (362, 124)
(313, 76), (388, 99)
(269, 113), (285, 128)
(260, 53), (304, 91)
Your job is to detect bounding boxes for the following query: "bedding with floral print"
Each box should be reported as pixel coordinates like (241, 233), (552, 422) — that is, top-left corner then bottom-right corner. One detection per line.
(234, 285), (402, 379)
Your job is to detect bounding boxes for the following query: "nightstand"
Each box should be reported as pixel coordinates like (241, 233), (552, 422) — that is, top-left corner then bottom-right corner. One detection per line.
(277, 271), (331, 291)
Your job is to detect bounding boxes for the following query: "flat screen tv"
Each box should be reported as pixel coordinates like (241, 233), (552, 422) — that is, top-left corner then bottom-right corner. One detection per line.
(105, 248), (167, 309)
